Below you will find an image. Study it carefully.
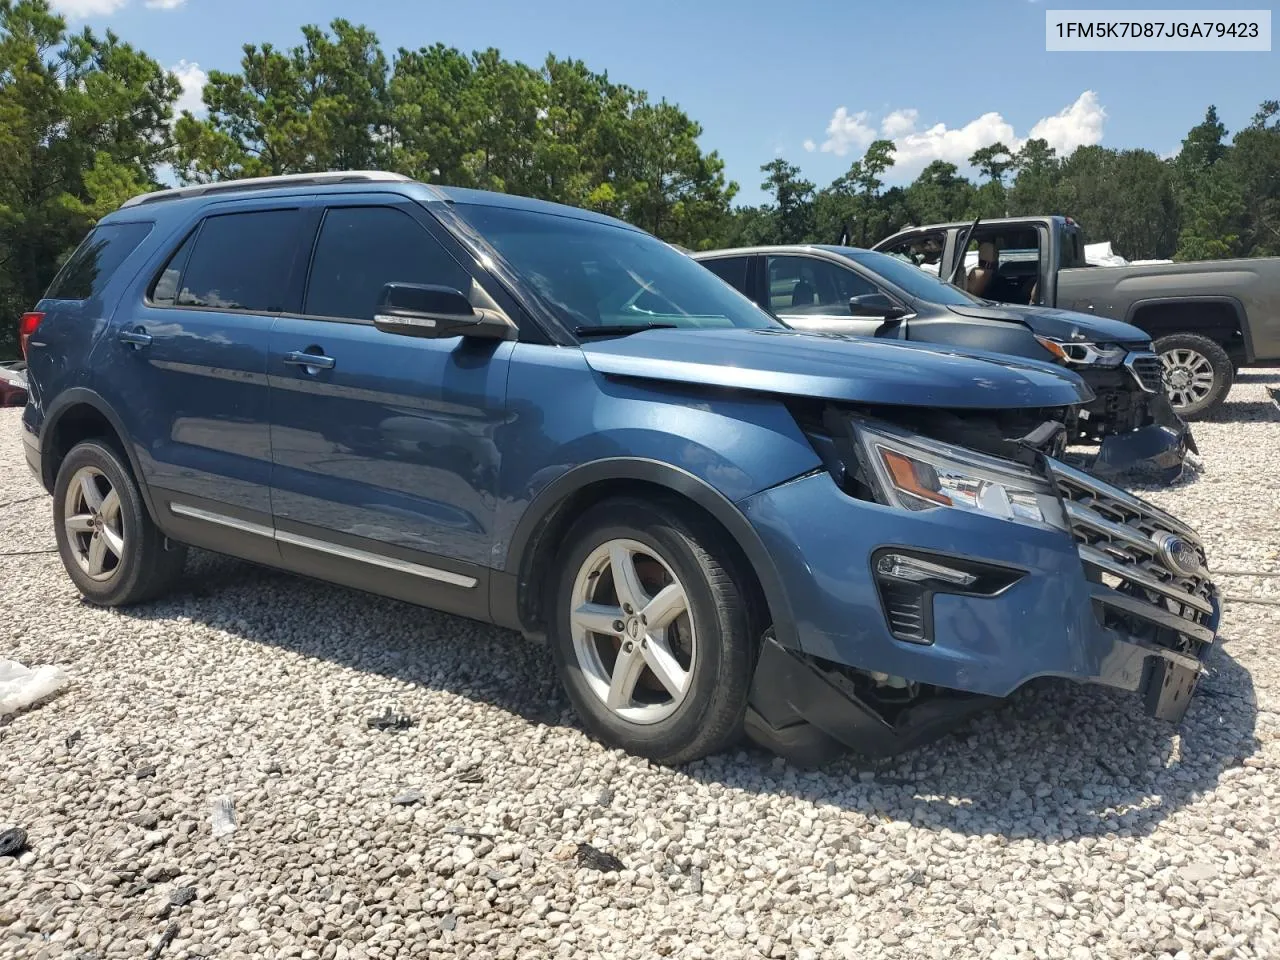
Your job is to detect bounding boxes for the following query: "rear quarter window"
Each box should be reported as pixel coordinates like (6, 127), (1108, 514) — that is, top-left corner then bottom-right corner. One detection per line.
(45, 222), (154, 301)
(701, 256), (751, 294)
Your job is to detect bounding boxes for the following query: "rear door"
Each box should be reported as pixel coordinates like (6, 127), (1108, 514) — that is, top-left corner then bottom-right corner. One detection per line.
(764, 253), (889, 336)
(267, 195), (514, 619)
(98, 200), (312, 558)
(698, 255), (755, 300)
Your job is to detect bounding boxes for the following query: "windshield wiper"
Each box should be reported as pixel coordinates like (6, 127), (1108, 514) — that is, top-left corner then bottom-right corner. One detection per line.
(574, 323), (679, 339)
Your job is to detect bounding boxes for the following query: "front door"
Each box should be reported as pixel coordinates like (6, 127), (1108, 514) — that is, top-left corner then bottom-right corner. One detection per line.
(765, 254), (888, 337)
(100, 202), (312, 560)
(267, 198), (513, 619)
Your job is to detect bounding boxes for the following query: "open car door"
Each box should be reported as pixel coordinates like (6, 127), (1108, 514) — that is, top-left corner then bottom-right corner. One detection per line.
(945, 219), (981, 287)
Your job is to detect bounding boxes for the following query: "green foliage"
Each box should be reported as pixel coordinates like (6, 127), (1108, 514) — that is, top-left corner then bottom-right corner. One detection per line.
(0, 0), (178, 358)
(758, 158), (814, 243)
(0, 3), (1273, 359)
(174, 29), (737, 250)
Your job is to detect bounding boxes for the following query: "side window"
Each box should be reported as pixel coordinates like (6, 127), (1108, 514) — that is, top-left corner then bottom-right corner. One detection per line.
(700, 256), (750, 295)
(149, 230), (198, 306)
(767, 256), (876, 316)
(880, 232), (946, 275)
(174, 209), (306, 312)
(46, 222), (154, 300)
(304, 206), (471, 321)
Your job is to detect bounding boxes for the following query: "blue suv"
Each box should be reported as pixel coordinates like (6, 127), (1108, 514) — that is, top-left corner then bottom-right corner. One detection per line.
(19, 172), (1220, 765)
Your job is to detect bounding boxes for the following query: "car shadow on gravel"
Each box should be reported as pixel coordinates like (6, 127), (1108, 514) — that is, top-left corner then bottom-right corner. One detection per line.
(123, 550), (1259, 845)
(1231, 370), (1280, 384)
(1200, 400), (1279, 423)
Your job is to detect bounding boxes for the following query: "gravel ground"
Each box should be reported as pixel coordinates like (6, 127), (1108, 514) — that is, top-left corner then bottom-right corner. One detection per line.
(2, 373), (1279, 960)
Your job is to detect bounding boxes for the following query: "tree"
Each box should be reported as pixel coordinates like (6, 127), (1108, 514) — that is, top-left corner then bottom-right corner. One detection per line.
(969, 141), (1015, 185)
(905, 161), (974, 225)
(172, 19), (391, 182)
(0, 0), (178, 357)
(1058, 147), (1178, 259)
(758, 158), (814, 244)
(1007, 138), (1062, 215)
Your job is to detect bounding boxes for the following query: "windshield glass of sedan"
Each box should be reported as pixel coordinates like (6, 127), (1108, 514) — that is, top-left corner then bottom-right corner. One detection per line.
(847, 249), (984, 306)
(454, 204), (780, 331)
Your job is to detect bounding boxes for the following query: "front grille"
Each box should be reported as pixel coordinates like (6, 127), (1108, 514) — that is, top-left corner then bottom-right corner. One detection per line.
(1126, 352), (1163, 394)
(1049, 460), (1216, 651)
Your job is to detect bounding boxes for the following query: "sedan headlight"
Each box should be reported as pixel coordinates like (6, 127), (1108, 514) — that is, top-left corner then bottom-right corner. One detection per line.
(1035, 336), (1127, 368)
(854, 421), (1069, 531)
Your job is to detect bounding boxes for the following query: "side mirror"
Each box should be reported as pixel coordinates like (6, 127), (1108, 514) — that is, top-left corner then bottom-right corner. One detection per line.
(373, 283), (512, 341)
(849, 292), (906, 320)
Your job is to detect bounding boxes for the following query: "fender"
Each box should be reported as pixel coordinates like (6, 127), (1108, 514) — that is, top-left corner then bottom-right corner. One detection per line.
(500, 457), (804, 650)
(1124, 295), (1252, 360)
(38, 387), (161, 523)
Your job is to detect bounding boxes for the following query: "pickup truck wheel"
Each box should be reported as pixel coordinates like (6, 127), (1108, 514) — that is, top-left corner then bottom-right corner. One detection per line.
(52, 440), (187, 606)
(550, 497), (756, 765)
(1155, 333), (1233, 419)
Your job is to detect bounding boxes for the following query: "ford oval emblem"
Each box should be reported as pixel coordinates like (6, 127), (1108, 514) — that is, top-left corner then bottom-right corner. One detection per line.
(1152, 531), (1203, 578)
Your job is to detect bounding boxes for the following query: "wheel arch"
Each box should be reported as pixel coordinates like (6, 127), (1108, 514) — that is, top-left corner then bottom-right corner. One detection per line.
(1126, 296), (1251, 361)
(39, 389), (158, 521)
(498, 458), (800, 650)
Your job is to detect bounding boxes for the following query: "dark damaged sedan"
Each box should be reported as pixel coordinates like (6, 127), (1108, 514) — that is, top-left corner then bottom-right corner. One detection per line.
(19, 173), (1218, 765)
(693, 244), (1195, 485)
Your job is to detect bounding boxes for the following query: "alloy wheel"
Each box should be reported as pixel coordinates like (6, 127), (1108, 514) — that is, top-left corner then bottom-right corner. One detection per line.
(1160, 347), (1216, 410)
(63, 466), (125, 581)
(568, 538), (697, 725)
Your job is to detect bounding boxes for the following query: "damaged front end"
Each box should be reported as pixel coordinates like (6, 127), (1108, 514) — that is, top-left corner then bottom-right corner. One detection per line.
(1073, 352), (1197, 485)
(741, 402), (1219, 766)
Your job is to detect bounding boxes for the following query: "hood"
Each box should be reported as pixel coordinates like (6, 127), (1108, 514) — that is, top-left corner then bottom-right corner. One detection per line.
(947, 303), (1150, 345)
(580, 327), (1092, 409)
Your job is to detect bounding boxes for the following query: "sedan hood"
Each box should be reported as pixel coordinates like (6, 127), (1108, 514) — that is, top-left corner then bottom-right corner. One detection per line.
(580, 327), (1092, 409)
(947, 303), (1149, 345)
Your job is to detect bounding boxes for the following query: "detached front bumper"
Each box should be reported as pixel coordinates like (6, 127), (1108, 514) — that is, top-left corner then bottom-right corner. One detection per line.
(738, 465), (1218, 761)
(1082, 357), (1196, 485)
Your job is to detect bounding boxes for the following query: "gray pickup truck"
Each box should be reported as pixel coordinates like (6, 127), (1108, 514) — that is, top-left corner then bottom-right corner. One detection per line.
(875, 216), (1280, 418)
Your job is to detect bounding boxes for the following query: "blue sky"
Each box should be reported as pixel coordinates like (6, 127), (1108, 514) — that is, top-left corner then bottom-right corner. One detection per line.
(54, 0), (1276, 204)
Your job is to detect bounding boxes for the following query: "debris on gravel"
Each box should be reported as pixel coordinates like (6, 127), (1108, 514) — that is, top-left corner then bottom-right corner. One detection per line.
(1, 375), (1279, 960)
(575, 841), (626, 873)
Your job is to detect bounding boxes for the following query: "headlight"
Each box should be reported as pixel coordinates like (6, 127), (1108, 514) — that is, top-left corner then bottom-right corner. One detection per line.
(853, 421), (1069, 531)
(1035, 336), (1127, 368)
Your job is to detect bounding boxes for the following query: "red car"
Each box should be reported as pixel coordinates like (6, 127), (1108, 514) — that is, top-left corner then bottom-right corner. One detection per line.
(0, 361), (28, 407)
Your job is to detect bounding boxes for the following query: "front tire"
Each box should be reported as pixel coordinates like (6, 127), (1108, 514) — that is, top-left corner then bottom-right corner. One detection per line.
(549, 497), (758, 765)
(1155, 333), (1233, 419)
(52, 440), (187, 606)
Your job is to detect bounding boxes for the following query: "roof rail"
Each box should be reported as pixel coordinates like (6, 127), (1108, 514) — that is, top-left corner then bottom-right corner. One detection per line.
(119, 171), (415, 209)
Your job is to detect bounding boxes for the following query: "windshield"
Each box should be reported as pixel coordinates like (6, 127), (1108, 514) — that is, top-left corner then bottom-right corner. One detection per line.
(845, 248), (984, 307)
(452, 204), (780, 333)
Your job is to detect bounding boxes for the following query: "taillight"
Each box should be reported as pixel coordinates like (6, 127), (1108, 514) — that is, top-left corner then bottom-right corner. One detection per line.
(19, 312), (43, 359)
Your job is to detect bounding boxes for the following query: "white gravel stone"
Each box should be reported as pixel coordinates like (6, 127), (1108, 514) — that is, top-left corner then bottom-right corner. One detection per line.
(2, 376), (1279, 960)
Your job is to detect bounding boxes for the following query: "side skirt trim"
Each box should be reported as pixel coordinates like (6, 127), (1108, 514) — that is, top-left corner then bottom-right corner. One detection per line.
(167, 501), (478, 589)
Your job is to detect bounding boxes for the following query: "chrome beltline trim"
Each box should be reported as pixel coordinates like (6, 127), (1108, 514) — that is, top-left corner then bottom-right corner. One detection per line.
(168, 501), (478, 589)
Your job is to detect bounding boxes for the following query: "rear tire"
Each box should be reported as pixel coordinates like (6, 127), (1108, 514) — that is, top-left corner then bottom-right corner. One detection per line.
(549, 497), (758, 765)
(52, 440), (187, 606)
(1154, 333), (1233, 419)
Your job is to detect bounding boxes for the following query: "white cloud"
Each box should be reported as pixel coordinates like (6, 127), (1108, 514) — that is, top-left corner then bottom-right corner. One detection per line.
(880, 108), (919, 139)
(891, 111), (1019, 168)
(802, 139), (816, 153)
(171, 60), (207, 118)
(819, 107), (876, 156)
(50, 0), (128, 16)
(52, 0), (186, 16)
(809, 90), (1107, 176)
(1027, 91), (1107, 155)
